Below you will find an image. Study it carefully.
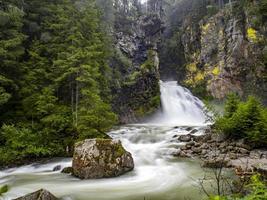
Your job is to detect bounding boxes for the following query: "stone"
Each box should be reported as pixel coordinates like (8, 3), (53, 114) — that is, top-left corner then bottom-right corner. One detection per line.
(238, 148), (249, 155)
(192, 134), (211, 142)
(52, 165), (61, 171)
(189, 129), (198, 134)
(180, 146), (187, 151)
(202, 158), (229, 168)
(72, 139), (134, 179)
(192, 147), (202, 154)
(235, 142), (251, 151)
(14, 189), (58, 200)
(178, 135), (191, 142)
(250, 150), (267, 159)
(253, 163), (267, 178)
(187, 141), (195, 146)
(61, 167), (73, 174)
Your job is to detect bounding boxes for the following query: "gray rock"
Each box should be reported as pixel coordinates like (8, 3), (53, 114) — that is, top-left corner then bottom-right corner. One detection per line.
(13, 189), (58, 200)
(192, 147), (202, 154)
(178, 135), (191, 142)
(202, 158), (229, 168)
(238, 148), (249, 155)
(253, 163), (267, 178)
(72, 139), (134, 179)
(250, 150), (267, 159)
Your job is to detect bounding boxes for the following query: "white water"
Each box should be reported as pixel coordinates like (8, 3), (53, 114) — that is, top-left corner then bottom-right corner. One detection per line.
(0, 81), (210, 200)
(149, 81), (206, 126)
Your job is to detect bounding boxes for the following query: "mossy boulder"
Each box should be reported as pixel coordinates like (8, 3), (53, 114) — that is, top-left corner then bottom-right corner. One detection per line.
(72, 139), (134, 179)
(13, 189), (58, 200)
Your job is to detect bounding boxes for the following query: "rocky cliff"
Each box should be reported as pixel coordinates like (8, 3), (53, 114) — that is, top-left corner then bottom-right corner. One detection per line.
(180, 0), (267, 101)
(110, 2), (163, 123)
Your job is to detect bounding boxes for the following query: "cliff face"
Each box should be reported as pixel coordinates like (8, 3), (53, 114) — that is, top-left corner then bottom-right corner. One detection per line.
(110, 3), (163, 123)
(181, 1), (267, 101)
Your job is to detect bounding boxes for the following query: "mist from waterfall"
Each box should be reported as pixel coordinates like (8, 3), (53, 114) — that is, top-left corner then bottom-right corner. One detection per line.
(149, 81), (206, 126)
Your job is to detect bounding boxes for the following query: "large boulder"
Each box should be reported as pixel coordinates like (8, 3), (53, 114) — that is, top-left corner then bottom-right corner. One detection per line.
(72, 139), (134, 179)
(14, 189), (58, 200)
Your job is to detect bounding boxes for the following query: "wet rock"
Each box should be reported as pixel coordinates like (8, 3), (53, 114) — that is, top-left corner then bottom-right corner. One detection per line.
(14, 189), (58, 200)
(178, 135), (191, 142)
(172, 135), (178, 138)
(189, 129), (198, 134)
(202, 158), (229, 168)
(72, 139), (134, 179)
(61, 167), (73, 174)
(185, 127), (192, 131)
(53, 165), (61, 171)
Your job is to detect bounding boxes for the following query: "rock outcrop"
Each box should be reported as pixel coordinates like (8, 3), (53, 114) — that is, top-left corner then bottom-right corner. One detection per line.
(72, 139), (134, 179)
(174, 131), (267, 178)
(110, 4), (163, 123)
(181, 1), (267, 100)
(14, 189), (58, 200)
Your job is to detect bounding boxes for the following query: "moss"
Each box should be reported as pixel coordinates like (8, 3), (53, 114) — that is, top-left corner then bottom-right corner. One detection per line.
(0, 185), (8, 196)
(202, 23), (210, 33)
(94, 139), (126, 158)
(212, 66), (220, 76)
(186, 62), (197, 72)
(247, 27), (257, 42)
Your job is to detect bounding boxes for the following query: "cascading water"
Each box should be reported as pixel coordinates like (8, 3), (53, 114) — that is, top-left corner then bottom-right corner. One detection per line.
(150, 81), (206, 126)
(0, 81), (210, 200)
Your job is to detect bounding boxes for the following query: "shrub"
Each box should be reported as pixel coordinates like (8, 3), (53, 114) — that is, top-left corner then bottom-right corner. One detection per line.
(215, 95), (267, 147)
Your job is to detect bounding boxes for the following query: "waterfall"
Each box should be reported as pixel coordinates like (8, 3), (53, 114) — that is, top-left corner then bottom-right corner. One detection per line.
(149, 81), (206, 126)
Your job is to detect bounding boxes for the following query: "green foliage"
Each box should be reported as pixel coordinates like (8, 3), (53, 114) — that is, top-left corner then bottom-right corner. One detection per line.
(0, 0), (118, 166)
(215, 95), (267, 147)
(212, 175), (267, 200)
(206, 5), (219, 17)
(0, 185), (8, 196)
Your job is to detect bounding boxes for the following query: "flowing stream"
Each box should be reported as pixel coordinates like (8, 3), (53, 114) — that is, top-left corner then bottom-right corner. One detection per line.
(0, 81), (211, 200)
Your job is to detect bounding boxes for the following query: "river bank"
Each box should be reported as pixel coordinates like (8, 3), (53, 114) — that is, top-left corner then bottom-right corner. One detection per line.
(173, 127), (267, 178)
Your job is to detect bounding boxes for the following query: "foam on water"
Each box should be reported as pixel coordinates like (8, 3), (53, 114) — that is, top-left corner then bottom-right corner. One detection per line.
(149, 81), (206, 126)
(0, 81), (209, 200)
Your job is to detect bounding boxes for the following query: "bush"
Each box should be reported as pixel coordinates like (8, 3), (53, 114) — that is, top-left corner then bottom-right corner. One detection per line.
(210, 175), (267, 200)
(0, 124), (65, 165)
(215, 95), (267, 147)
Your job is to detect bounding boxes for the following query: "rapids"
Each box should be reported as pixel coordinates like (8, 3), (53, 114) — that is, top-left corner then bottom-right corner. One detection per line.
(0, 81), (211, 200)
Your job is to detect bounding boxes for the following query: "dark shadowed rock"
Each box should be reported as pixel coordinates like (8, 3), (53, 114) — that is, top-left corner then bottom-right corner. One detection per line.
(72, 139), (134, 179)
(189, 129), (198, 134)
(61, 167), (73, 174)
(13, 189), (58, 200)
(52, 165), (61, 171)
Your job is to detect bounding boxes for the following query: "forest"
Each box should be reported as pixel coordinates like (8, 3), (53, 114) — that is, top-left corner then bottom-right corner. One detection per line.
(0, 0), (267, 200)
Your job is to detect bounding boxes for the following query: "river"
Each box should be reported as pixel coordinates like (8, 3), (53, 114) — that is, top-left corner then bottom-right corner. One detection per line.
(0, 81), (213, 200)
